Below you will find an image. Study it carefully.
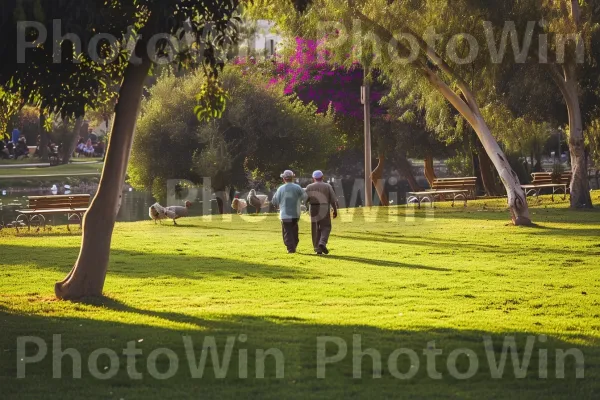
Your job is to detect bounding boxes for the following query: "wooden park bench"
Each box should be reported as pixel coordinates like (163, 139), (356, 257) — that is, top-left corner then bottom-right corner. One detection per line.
(15, 194), (90, 232)
(407, 189), (469, 209)
(431, 177), (477, 199)
(521, 172), (571, 203)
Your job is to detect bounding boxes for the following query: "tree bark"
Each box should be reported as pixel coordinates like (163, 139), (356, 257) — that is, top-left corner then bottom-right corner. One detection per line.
(477, 139), (502, 196)
(55, 55), (152, 300)
(39, 114), (49, 162)
(424, 153), (437, 187)
(61, 117), (83, 164)
(397, 154), (422, 192)
(549, 63), (593, 208)
(370, 152), (389, 206)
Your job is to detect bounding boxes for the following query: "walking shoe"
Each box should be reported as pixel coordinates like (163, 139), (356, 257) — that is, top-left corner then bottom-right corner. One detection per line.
(319, 244), (329, 255)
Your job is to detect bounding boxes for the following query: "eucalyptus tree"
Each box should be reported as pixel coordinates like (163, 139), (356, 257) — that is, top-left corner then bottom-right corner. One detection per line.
(538, 0), (597, 208)
(254, 0), (534, 224)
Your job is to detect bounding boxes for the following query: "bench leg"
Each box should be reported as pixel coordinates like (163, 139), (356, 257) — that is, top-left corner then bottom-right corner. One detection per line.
(453, 193), (467, 208)
(30, 214), (46, 232)
(407, 196), (419, 209)
(67, 213), (83, 232)
(15, 214), (30, 233)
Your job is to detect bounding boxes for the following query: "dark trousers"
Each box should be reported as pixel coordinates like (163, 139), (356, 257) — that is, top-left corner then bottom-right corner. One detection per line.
(310, 204), (332, 251)
(281, 218), (300, 251)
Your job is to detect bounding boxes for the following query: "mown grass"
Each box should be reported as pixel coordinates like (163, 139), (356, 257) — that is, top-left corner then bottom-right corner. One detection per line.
(0, 162), (103, 188)
(0, 162), (102, 179)
(1, 194), (600, 399)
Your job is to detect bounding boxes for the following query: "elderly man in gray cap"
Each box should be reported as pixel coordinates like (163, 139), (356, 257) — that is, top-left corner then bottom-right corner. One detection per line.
(272, 170), (308, 254)
(305, 170), (338, 255)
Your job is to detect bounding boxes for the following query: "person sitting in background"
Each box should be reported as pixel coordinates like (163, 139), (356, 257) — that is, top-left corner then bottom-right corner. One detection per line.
(0, 139), (9, 159)
(14, 135), (29, 159)
(75, 138), (85, 157)
(5, 140), (14, 157)
(94, 140), (105, 157)
(83, 139), (95, 157)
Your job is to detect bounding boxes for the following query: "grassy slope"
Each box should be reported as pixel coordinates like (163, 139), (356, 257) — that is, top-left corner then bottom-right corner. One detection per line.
(0, 162), (102, 178)
(1, 195), (600, 399)
(0, 162), (103, 188)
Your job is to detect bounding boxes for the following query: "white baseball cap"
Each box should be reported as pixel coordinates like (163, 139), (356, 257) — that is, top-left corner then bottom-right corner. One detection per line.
(280, 170), (295, 178)
(312, 170), (324, 179)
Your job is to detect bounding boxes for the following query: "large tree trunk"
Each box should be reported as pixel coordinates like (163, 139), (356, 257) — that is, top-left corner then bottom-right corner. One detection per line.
(477, 139), (503, 196)
(424, 153), (437, 187)
(397, 154), (422, 192)
(61, 117), (84, 164)
(370, 152), (389, 206)
(550, 63), (593, 208)
(472, 117), (529, 223)
(55, 55), (152, 300)
(545, 1), (593, 208)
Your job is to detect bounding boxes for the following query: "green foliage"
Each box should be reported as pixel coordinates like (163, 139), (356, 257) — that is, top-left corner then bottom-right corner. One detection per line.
(445, 153), (473, 177)
(129, 66), (340, 197)
(585, 118), (600, 167)
(129, 70), (206, 199)
(0, 89), (22, 139)
(481, 102), (552, 162)
(195, 77), (230, 122)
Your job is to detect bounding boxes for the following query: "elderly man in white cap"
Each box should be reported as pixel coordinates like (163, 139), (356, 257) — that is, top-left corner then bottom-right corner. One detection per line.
(305, 170), (338, 255)
(272, 170), (308, 254)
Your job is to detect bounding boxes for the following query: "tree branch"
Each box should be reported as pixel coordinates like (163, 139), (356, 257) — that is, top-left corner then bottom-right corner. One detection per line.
(571, 0), (582, 28)
(547, 63), (573, 103)
(350, 4), (481, 115)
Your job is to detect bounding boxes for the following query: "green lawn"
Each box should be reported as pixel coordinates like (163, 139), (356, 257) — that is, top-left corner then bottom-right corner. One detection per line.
(0, 157), (103, 166)
(0, 162), (102, 178)
(1, 196), (599, 399)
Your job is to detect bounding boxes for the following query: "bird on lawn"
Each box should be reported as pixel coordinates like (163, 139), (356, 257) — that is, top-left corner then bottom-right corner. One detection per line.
(149, 201), (192, 225)
(149, 203), (168, 224)
(246, 189), (269, 214)
(231, 197), (248, 214)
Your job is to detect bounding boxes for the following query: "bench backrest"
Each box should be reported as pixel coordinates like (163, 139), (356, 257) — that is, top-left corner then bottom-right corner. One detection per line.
(531, 172), (571, 185)
(27, 195), (91, 210)
(432, 177), (477, 190)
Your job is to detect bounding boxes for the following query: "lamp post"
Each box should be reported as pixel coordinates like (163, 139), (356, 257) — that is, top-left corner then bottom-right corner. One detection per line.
(361, 67), (373, 207)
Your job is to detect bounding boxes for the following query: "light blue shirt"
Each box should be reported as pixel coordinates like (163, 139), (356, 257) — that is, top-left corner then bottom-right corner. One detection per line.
(272, 182), (307, 220)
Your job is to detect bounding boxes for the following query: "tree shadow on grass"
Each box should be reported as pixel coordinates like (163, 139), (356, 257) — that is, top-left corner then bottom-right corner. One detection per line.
(417, 205), (600, 227)
(334, 232), (600, 258)
(0, 244), (312, 280)
(0, 303), (598, 400)
(322, 255), (451, 272)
